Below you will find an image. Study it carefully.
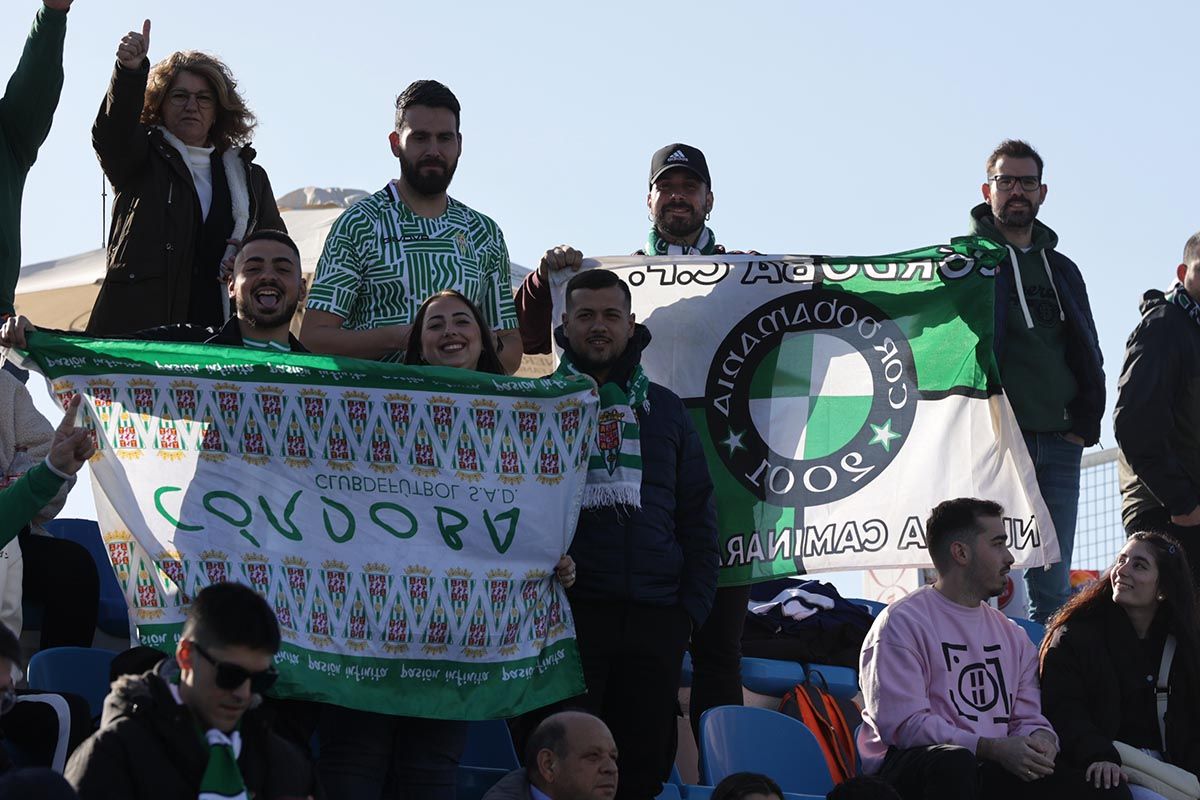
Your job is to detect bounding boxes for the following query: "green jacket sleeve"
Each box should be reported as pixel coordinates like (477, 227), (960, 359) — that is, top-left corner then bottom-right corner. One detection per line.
(0, 461), (66, 549)
(0, 5), (67, 171)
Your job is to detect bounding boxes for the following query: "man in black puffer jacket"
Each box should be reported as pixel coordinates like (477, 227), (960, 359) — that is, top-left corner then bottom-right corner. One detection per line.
(66, 582), (320, 800)
(1115, 233), (1200, 583)
(555, 268), (719, 800)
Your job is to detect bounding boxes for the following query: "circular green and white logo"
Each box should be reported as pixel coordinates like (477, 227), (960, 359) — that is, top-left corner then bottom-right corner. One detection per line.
(706, 288), (917, 505)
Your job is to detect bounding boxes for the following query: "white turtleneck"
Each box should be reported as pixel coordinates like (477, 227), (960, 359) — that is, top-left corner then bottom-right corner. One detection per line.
(184, 143), (216, 220)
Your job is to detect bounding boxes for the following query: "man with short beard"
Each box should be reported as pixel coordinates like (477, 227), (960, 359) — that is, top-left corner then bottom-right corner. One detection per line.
(859, 498), (1070, 800)
(550, 268), (718, 800)
(0, 229), (307, 352)
(968, 139), (1103, 624)
(515, 142), (725, 355)
(301, 79), (521, 373)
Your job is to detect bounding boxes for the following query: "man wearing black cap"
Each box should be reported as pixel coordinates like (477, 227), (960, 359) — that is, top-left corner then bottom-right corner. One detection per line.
(514, 143), (750, 752)
(515, 142), (725, 355)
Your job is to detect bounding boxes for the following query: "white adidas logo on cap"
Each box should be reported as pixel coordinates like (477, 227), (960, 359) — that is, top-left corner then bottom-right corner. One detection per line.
(667, 149), (688, 162)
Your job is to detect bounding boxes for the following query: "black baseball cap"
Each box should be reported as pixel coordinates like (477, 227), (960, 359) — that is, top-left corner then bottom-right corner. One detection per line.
(649, 143), (711, 189)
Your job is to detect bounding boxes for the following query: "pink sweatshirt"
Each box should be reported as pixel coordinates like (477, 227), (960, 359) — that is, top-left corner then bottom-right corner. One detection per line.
(857, 585), (1057, 774)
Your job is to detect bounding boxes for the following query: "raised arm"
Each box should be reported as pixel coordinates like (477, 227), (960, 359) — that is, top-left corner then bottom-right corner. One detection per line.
(92, 20), (153, 189)
(0, 2), (69, 171)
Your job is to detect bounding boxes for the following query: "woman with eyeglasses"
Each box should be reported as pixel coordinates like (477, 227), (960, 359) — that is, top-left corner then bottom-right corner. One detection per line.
(1039, 532), (1200, 799)
(87, 18), (284, 336)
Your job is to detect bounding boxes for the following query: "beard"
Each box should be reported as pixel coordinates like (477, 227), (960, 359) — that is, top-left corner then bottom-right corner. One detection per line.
(399, 151), (458, 197)
(994, 197), (1038, 228)
(654, 202), (705, 239)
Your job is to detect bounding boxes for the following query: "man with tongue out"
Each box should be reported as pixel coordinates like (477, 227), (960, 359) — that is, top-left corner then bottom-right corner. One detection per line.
(967, 139), (1104, 623)
(0, 228), (307, 352)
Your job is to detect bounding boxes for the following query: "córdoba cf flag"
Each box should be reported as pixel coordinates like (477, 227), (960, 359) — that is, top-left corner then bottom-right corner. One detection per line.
(550, 237), (1058, 586)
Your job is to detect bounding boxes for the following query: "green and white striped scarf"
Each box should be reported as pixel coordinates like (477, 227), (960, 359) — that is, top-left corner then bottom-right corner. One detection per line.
(555, 352), (648, 509)
(198, 728), (247, 800)
(646, 226), (720, 256)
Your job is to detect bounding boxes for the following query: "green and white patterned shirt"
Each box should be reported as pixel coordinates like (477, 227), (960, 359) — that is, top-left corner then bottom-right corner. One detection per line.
(306, 182), (517, 362)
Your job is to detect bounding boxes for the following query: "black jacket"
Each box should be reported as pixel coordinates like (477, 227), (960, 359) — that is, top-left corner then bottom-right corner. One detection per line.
(1040, 602), (1200, 776)
(1114, 289), (1200, 526)
(65, 662), (321, 800)
(559, 325), (720, 626)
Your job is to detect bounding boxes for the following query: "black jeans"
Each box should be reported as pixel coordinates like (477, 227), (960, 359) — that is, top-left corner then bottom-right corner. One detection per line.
(1128, 508), (1200, 586)
(877, 744), (1130, 800)
(19, 530), (99, 650)
(571, 599), (692, 800)
(688, 583), (751, 742)
(316, 704), (467, 800)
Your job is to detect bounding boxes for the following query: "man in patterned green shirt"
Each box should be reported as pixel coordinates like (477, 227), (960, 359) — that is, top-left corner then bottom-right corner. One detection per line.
(301, 80), (521, 372)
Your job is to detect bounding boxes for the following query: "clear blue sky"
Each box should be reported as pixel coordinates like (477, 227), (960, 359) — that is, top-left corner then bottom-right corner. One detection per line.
(4, 0), (1197, 587)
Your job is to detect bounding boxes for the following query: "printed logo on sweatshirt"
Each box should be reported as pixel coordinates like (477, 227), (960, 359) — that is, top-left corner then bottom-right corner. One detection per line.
(941, 641), (1012, 724)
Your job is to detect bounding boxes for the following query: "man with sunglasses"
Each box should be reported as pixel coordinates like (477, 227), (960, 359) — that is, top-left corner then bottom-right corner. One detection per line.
(968, 139), (1104, 623)
(67, 582), (318, 800)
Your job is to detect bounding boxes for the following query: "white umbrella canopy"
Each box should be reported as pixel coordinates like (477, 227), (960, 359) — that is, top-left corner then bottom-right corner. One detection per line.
(14, 186), (530, 331)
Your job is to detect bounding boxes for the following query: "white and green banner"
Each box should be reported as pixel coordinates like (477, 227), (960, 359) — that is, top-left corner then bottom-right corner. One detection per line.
(552, 238), (1058, 585)
(16, 334), (597, 719)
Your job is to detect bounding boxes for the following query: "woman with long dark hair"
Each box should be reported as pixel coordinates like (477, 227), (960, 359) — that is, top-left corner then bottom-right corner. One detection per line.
(1040, 531), (1200, 799)
(316, 289), (574, 800)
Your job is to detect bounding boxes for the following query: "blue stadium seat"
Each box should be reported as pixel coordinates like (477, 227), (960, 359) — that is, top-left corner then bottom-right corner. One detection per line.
(456, 766), (509, 800)
(462, 719), (520, 770)
(43, 518), (130, 638)
(698, 705), (834, 795)
(657, 784), (683, 800)
(1008, 616), (1045, 646)
(740, 657), (807, 696)
(27, 646), (116, 719)
(802, 664), (859, 699)
(680, 651), (693, 688)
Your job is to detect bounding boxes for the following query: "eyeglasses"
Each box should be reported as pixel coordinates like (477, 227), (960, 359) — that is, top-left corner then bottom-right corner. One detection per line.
(988, 174), (1041, 192)
(190, 642), (278, 694)
(166, 90), (215, 109)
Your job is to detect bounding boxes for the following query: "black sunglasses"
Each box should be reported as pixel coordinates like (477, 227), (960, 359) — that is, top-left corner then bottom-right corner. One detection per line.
(190, 642), (279, 694)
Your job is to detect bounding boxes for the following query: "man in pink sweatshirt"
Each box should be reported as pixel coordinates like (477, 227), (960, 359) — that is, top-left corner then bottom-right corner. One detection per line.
(857, 498), (1079, 799)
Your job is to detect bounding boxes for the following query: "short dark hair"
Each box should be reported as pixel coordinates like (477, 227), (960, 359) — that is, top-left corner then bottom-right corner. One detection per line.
(825, 775), (902, 800)
(564, 269), (631, 311)
(1183, 231), (1200, 267)
(395, 80), (461, 131)
(986, 139), (1044, 179)
(182, 582), (281, 654)
(403, 290), (505, 375)
(238, 229), (301, 264)
(926, 498), (1004, 572)
(711, 772), (783, 800)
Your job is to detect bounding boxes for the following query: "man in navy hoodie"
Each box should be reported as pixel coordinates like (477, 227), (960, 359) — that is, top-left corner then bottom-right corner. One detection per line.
(967, 139), (1104, 622)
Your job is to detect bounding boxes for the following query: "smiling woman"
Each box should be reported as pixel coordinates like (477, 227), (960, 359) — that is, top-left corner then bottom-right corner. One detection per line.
(1039, 531), (1200, 795)
(86, 19), (284, 336)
